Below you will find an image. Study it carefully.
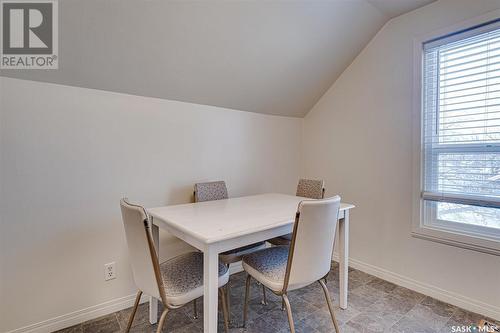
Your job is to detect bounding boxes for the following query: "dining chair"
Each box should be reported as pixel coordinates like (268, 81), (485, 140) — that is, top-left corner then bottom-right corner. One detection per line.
(267, 178), (325, 246)
(193, 181), (268, 316)
(120, 198), (230, 333)
(242, 196), (341, 333)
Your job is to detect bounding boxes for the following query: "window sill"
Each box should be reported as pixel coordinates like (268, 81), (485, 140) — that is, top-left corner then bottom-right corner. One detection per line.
(412, 225), (500, 256)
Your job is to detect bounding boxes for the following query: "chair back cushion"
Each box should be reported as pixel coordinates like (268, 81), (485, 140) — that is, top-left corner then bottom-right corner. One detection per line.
(296, 179), (325, 199)
(194, 181), (228, 202)
(286, 196), (340, 290)
(120, 199), (161, 299)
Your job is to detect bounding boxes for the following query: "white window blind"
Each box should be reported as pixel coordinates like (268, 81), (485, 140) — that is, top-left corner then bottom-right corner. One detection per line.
(422, 20), (500, 230)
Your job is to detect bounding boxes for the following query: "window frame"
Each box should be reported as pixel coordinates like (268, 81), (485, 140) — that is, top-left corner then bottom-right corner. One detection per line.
(412, 9), (500, 256)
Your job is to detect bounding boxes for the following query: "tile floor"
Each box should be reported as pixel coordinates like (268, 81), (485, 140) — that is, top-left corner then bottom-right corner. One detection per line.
(55, 264), (498, 333)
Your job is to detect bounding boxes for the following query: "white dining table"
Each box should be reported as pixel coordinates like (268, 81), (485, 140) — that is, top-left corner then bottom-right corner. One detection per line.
(147, 193), (354, 332)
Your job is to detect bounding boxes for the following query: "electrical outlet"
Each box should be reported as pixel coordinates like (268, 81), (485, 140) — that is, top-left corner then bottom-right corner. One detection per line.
(104, 262), (116, 281)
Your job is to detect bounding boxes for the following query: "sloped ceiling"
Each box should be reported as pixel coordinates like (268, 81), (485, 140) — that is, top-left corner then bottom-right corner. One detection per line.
(366, 0), (436, 19)
(0, 0), (435, 117)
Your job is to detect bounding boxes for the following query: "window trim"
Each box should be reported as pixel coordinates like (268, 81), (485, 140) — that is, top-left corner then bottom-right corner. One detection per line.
(424, 201), (500, 242)
(411, 9), (500, 256)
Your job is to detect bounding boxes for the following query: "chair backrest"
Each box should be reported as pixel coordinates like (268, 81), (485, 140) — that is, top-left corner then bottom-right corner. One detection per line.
(194, 181), (228, 202)
(284, 196), (341, 291)
(296, 179), (325, 199)
(120, 199), (165, 302)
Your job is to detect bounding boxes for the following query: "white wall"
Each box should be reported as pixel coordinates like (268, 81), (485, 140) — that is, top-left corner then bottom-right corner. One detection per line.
(303, 0), (500, 320)
(0, 77), (302, 332)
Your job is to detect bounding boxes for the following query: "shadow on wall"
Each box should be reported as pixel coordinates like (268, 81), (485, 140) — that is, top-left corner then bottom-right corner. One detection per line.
(163, 184), (196, 206)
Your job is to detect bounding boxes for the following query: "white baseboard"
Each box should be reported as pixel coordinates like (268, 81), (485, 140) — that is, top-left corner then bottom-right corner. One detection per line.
(332, 253), (500, 321)
(6, 263), (244, 333)
(5, 293), (149, 333)
(7, 255), (499, 333)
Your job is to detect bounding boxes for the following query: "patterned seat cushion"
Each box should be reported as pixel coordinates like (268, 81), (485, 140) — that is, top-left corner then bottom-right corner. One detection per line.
(242, 246), (289, 292)
(296, 179), (324, 199)
(194, 181), (228, 202)
(160, 252), (229, 306)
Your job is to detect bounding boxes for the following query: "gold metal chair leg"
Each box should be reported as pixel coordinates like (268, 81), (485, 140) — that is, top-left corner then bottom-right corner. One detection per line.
(193, 299), (198, 319)
(243, 274), (251, 328)
(219, 288), (230, 333)
(282, 294), (295, 333)
(125, 290), (142, 332)
(261, 285), (268, 305)
(319, 279), (340, 333)
(156, 308), (169, 333)
(226, 278), (231, 324)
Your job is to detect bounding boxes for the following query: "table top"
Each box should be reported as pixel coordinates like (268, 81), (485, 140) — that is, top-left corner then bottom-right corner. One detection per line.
(148, 193), (354, 244)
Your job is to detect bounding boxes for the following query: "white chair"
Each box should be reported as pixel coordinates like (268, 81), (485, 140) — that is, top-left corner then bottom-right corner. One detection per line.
(242, 196), (341, 333)
(267, 178), (325, 246)
(193, 181), (268, 315)
(120, 198), (230, 333)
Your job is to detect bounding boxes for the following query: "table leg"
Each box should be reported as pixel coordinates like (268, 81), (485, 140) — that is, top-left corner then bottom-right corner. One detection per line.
(149, 218), (159, 324)
(339, 210), (350, 309)
(204, 247), (218, 333)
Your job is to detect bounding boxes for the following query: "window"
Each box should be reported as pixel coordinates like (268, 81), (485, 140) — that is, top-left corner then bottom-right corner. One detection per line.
(414, 17), (500, 254)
